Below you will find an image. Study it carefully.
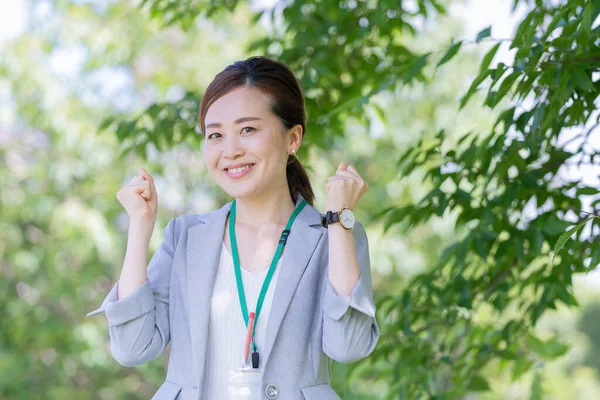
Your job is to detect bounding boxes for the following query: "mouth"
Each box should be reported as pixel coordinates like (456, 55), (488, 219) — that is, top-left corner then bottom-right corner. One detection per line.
(224, 163), (255, 179)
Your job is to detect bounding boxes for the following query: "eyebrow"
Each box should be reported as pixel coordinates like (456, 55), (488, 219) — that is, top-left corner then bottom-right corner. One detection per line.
(205, 117), (262, 130)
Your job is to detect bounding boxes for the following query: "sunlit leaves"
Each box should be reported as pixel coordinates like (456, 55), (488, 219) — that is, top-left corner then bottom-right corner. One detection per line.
(365, 0), (600, 397)
(552, 217), (594, 264)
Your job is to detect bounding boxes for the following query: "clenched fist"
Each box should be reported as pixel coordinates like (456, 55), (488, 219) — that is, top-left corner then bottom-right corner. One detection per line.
(117, 167), (158, 224)
(325, 161), (369, 212)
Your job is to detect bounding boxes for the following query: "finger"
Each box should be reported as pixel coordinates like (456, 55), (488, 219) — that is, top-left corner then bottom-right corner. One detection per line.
(139, 168), (157, 192)
(139, 168), (152, 182)
(327, 176), (351, 182)
(128, 180), (150, 188)
(337, 161), (346, 171)
(334, 169), (361, 181)
(346, 164), (362, 178)
(135, 186), (151, 200)
(345, 165), (368, 189)
(140, 167), (153, 179)
(128, 181), (151, 197)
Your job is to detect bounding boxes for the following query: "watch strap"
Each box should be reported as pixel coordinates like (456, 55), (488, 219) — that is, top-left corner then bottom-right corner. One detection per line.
(322, 210), (340, 227)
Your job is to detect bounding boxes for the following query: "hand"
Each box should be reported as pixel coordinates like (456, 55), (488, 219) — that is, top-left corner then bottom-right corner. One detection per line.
(325, 161), (369, 212)
(117, 167), (159, 224)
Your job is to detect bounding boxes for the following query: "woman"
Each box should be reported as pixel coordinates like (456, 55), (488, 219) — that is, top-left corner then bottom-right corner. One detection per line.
(87, 56), (379, 400)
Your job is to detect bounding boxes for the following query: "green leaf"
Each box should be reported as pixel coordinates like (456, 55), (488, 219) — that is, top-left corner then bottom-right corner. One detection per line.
(573, 69), (595, 92)
(544, 337), (570, 358)
(511, 12), (534, 49)
(474, 237), (488, 260)
(436, 41), (462, 68)
(403, 52), (431, 83)
(371, 206), (396, 221)
(589, 246), (600, 273)
(512, 357), (534, 381)
(468, 375), (491, 391)
(555, 285), (578, 307)
(383, 206), (412, 233)
(480, 42), (501, 71)
(251, 10), (265, 24)
(460, 69), (492, 109)
(532, 229), (544, 255)
(578, 187), (599, 195)
(552, 217), (591, 264)
(98, 115), (117, 131)
(476, 26), (491, 42)
(491, 72), (519, 108)
(526, 332), (546, 357)
(526, 333), (569, 359)
(581, 1), (593, 39)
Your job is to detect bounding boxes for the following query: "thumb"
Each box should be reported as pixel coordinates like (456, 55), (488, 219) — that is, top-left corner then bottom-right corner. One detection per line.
(139, 168), (148, 179)
(337, 161), (346, 171)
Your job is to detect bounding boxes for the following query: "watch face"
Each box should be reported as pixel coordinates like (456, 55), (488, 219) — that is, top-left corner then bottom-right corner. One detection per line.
(340, 209), (355, 229)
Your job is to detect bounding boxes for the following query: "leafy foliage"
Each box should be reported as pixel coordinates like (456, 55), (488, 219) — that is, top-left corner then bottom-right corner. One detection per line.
(105, 0), (448, 156)
(363, 0), (600, 397)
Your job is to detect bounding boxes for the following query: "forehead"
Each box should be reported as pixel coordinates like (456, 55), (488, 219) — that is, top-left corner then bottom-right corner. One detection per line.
(205, 86), (272, 124)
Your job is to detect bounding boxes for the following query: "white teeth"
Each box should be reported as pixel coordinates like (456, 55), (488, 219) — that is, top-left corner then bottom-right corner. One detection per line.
(227, 165), (252, 174)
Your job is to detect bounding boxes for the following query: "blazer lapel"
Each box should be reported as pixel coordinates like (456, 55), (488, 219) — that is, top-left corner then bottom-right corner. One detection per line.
(185, 193), (323, 387)
(261, 194), (324, 369)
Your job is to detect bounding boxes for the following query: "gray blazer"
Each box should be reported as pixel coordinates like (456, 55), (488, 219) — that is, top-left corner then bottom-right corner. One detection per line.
(86, 193), (379, 400)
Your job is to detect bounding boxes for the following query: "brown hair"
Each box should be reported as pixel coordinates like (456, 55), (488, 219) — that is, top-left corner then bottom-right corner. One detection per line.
(198, 56), (315, 206)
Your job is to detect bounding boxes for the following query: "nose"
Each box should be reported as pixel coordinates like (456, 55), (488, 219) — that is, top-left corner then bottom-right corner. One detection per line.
(223, 135), (245, 159)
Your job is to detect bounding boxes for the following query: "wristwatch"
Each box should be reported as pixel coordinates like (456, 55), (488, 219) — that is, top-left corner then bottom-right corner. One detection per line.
(323, 207), (355, 230)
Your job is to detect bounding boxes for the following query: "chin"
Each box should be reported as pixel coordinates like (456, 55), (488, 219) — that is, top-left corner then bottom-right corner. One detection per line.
(224, 186), (258, 199)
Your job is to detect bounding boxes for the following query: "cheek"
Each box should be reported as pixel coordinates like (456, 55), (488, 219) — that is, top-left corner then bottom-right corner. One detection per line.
(202, 146), (218, 169)
(253, 132), (282, 156)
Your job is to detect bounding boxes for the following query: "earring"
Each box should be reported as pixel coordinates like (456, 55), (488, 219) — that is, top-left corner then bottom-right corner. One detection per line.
(291, 149), (296, 154)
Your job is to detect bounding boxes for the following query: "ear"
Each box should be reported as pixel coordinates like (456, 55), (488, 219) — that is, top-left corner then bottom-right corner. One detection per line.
(288, 124), (303, 149)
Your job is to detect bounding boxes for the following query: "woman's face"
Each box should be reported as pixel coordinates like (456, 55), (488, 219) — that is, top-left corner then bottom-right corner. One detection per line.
(202, 85), (298, 199)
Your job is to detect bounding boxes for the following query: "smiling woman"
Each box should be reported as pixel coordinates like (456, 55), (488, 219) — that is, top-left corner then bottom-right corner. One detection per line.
(199, 57), (315, 214)
(87, 56), (378, 400)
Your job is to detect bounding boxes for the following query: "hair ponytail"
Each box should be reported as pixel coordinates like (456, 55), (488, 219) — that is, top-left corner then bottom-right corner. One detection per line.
(286, 154), (314, 206)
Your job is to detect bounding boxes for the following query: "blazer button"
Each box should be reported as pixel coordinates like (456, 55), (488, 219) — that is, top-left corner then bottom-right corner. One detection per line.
(265, 384), (278, 399)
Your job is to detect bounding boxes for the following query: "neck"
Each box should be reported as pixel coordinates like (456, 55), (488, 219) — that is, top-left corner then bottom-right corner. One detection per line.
(233, 187), (297, 229)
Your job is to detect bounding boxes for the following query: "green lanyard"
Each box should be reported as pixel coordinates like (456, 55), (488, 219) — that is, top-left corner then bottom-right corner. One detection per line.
(229, 197), (307, 357)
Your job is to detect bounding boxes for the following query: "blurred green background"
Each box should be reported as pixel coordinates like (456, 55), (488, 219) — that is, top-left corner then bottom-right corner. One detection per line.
(1, 0), (600, 398)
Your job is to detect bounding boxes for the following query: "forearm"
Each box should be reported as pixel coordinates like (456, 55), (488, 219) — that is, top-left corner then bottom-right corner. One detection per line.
(87, 218), (176, 367)
(118, 220), (153, 300)
(322, 220), (380, 362)
(327, 223), (361, 296)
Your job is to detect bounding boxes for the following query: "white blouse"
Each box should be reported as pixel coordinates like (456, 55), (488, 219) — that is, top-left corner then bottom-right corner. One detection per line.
(202, 241), (282, 399)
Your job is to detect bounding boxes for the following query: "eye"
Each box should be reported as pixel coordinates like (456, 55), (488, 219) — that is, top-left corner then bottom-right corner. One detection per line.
(207, 132), (221, 139)
(242, 126), (256, 133)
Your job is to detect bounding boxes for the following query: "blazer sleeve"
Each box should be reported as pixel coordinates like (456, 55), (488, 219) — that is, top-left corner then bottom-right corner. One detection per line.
(86, 217), (178, 367)
(321, 220), (380, 364)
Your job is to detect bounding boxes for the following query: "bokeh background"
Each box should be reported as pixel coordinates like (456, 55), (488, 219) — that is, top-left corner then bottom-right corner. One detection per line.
(1, 0), (600, 398)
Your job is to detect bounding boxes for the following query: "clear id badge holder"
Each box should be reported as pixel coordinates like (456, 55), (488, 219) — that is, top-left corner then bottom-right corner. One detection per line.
(227, 363), (263, 400)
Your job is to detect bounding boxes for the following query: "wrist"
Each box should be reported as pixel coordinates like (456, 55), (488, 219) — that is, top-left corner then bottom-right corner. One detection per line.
(128, 219), (155, 240)
(323, 208), (356, 230)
